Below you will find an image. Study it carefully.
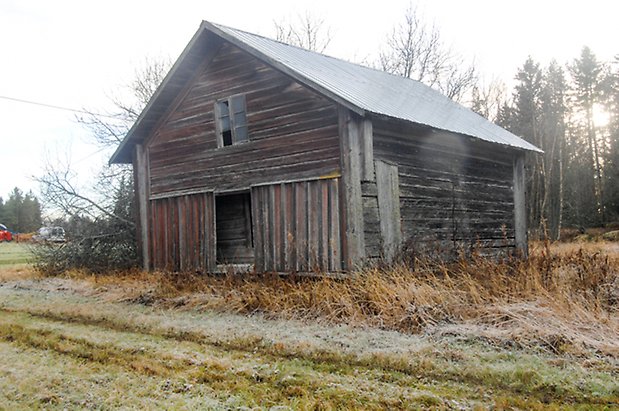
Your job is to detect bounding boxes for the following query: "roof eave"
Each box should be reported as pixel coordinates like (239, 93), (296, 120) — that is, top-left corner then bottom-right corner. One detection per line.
(109, 22), (212, 164)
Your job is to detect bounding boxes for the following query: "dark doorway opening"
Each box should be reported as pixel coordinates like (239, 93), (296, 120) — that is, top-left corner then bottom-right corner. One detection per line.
(215, 192), (254, 264)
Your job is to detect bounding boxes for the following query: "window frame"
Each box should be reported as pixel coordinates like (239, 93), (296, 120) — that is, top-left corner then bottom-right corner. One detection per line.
(214, 94), (249, 148)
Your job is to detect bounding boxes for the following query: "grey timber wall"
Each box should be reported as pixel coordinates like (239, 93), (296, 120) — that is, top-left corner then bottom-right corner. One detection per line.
(372, 118), (517, 258)
(146, 41), (340, 197)
(139, 41), (343, 272)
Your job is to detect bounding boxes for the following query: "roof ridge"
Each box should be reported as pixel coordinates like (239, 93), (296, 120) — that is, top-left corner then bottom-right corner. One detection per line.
(207, 20), (433, 89)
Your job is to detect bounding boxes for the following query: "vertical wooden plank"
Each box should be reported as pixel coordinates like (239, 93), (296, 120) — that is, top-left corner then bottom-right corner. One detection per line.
(295, 182), (308, 271)
(150, 201), (157, 269)
(134, 144), (150, 270)
(251, 187), (264, 272)
(167, 198), (173, 271)
(263, 186), (273, 271)
(257, 187), (266, 271)
(328, 179), (341, 271)
(273, 184), (283, 271)
(360, 119), (375, 182)
(376, 160), (402, 262)
(156, 200), (163, 270)
(193, 195), (200, 270)
(187, 195), (194, 271)
(308, 181), (320, 270)
(196, 194), (203, 271)
(320, 181), (329, 270)
(178, 196), (186, 271)
(201, 193), (208, 272)
(172, 198), (179, 271)
(338, 108), (366, 269)
(283, 183), (294, 272)
(206, 192), (217, 272)
(161, 199), (168, 270)
(337, 178), (348, 270)
(513, 153), (528, 257)
(185, 196), (192, 270)
(168, 198), (174, 270)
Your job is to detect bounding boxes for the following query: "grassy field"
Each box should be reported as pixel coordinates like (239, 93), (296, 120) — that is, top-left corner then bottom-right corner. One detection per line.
(0, 242), (33, 267)
(0, 242), (617, 409)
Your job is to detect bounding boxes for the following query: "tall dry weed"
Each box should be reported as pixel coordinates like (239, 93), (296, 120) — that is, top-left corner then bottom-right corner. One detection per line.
(89, 243), (619, 354)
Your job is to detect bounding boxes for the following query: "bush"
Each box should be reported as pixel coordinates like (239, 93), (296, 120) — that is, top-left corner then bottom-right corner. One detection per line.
(32, 217), (138, 275)
(32, 177), (139, 275)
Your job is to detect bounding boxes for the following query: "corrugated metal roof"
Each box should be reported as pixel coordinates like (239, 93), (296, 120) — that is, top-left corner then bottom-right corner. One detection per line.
(210, 22), (541, 153)
(110, 21), (540, 164)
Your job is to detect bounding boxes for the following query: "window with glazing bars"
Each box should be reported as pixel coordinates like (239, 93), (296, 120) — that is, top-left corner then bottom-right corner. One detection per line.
(214, 94), (248, 147)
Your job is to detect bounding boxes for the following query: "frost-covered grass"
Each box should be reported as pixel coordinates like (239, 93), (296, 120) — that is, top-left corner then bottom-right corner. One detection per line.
(78, 241), (617, 357)
(0, 276), (618, 409)
(1, 242), (618, 408)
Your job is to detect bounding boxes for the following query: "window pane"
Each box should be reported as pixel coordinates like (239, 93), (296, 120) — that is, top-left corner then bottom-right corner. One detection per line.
(218, 101), (230, 131)
(229, 95), (246, 114)
(234, 125), (248, 143)
(222, 130), (233, 146)
(220, 114), (230, 131)
(233, 112), (246, 127)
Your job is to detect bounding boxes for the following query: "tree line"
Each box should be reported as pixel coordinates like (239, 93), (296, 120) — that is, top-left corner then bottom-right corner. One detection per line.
(476, 49), (619, 239)
(0, 187), (42, 233)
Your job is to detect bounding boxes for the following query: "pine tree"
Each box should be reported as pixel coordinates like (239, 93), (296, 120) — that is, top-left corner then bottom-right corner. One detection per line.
(20, 192), (42, 232)
(569, 47), (607, 223)
(0, 188), (43, 232)
(3, 188), (23, 231)
(604, 55), (619, 219)
(540, 61), (568, 239)
(0, 197), (5, 224)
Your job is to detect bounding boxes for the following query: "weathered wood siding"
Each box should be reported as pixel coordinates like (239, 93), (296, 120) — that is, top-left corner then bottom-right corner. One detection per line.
(146, 41), (340, 197)
(251, 178), (343, 273)
(372, 118), (516, 257)
(149, 192), (216, 272)
(361, 181), (381, 258)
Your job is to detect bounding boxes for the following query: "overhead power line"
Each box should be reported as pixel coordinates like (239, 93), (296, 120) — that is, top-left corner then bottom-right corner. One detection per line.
(0, 95), (120, 119)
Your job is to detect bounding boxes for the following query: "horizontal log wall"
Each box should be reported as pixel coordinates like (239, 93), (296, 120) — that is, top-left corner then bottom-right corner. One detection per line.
(373, 118), (517, 258)
(147, 41), (340, 197)
(251, 178), (343, 273)
(150, 192), (216, 272)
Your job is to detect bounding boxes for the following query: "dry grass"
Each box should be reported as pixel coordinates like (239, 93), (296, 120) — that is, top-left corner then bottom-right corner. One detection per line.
(0, 265), (38, 282)
(1, 284), (617, 408)
(3, 243), (619, 408)
(75, 241), (619, 357)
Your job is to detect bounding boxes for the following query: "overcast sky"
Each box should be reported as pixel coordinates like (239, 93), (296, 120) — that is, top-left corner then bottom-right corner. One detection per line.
(1, 0), (618, 203)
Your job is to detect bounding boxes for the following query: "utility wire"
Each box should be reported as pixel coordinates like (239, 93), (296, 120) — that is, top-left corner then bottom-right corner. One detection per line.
(0, 94), (120, 120)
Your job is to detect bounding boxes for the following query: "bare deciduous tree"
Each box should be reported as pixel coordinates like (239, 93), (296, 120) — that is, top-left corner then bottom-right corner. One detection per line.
(36, 151), (134, 227)
(35, 58), (170, 273)
(77, 57), (171, 149)
(274, 12), (332, 53)
(378, 5), (477, 102)
(470, 77), (508, 122)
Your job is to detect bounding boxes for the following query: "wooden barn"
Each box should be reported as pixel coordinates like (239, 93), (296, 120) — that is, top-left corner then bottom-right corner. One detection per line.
(110, 21), (541, 273)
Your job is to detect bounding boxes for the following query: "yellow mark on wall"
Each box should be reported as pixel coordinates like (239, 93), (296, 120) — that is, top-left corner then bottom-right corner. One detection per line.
(318, 170), (341, 180)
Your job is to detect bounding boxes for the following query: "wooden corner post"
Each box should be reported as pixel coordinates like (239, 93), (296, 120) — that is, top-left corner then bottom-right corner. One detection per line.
(375, 160), (401, 261)
(134, 144), (151, 269)
(513, 152), (528, 257)
(338, 108), (366, 269)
